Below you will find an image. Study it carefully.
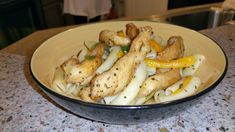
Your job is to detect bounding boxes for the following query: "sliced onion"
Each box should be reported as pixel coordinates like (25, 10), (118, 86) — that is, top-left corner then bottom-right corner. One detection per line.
(103, 94), (119, 104)
(96, 46), (121, 74)
(52, 67), (67, 94)
(154, 76), (201, 103)
(180, 54), (205, 76)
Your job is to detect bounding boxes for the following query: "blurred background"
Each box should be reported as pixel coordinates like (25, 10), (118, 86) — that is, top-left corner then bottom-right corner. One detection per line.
(1, 0), (234, 49)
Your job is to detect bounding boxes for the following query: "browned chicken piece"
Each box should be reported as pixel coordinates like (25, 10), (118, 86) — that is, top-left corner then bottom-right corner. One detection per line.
(61, 44), (105, 85)
(129, 26), (153, 56)
(99, 30), (131, 46)
(157, 36), (184, 61)
(91, 52), (143, 101)
(79, 87), (95, 103)
(137, 69), (181, 97)
(90, 26), (153, 101)
(126, 23), (139, 40)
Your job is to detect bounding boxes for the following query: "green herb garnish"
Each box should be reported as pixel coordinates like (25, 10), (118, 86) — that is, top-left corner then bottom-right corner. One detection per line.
(104, 43), (111, 54)
(121, 44), (130, 53)
(85, 55), (96, 60)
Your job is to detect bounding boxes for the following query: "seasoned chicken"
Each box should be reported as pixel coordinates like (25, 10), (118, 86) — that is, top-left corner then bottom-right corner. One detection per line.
(99, 30), (131, 46)
(126, 23), (139, 40)
(157, 36), (184, 61)
(91, 52), (143, 101)
(79, 87), (95, 103)
(137, 68), (181, 97)
(129, 26), (153, 56)
(62, 43), (105, 85)
(90, 26), (153, 101)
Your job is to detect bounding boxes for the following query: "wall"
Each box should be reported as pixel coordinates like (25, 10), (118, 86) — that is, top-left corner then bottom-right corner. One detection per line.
(124, 0), (168, 18)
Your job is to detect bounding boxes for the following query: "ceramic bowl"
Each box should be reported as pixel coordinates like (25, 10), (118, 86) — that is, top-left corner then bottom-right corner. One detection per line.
(30, 21), (227, 124)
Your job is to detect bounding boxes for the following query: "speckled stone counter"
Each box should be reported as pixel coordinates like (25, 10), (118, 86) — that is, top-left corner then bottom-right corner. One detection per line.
(0, 25), (234, 132)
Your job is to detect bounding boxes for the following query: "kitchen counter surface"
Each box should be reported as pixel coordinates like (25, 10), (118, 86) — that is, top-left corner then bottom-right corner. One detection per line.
(0, 24), (234, 132)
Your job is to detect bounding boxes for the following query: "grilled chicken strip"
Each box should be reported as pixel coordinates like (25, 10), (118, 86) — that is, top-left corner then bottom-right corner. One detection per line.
(90, 26), (153, 101)
(79, 87), (95, 103)
(137, 68), (181, 97)
(129, 26), (153, 56)
(126, 23), (139, 40)
(157, 36), (184, 61)
(99, 30), (131, 46)
(91, 52), (143, 101)
(62, 44), (105, 85)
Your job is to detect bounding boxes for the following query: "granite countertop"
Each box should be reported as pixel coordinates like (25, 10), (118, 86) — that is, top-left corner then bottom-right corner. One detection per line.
(0, 24), (234, 132)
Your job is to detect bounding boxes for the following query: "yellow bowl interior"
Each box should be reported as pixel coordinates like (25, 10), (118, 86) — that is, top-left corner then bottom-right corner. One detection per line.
(30, 21), (226, 98)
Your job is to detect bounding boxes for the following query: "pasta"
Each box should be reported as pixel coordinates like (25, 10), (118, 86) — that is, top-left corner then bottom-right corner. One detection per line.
(154, 76), (201, 103)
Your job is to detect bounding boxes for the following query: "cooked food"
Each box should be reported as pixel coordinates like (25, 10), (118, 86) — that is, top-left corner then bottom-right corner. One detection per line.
(126, 23), (139, 40)
(52, 67), (82, 98)
(79, 86), (95, 103)
(96, 46), (121, 74)
(154, 76), (201, 103)
(90, 52), (143, 101)
(110, 62), (147, 105)
(51, 23), (205, 105)
(180, 54), (205, 76)
(137, 68), (181, 98)
(61, 43), (105, 85)
(99, 30), (131, 46)
(144, 55), (196, 68)
(90, 26), (153, 101)
(129, 26), (152, 55)
(157, 36), (184, 61)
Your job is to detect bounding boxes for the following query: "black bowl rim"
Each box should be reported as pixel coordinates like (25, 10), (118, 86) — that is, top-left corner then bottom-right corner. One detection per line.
(29, 21), (228, 110)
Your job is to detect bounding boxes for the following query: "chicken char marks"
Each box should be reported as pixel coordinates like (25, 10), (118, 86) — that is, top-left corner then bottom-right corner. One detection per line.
(157, 36), (184, 61)
(126, 23), (139, 40)
(137, 36), (185, 98)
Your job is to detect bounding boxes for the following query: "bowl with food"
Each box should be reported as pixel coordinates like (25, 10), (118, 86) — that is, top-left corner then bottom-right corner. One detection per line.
(30, 21), (227, 124)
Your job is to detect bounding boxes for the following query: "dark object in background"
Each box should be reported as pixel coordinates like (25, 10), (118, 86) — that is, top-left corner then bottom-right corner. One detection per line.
(0, 0), (45, 49)
(167, 11), (210, 30)
(74, 16), (101, 24)
(166, 9), (234, 31)
(0, 0), (68, 49)
(168, 0), (224, 9)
